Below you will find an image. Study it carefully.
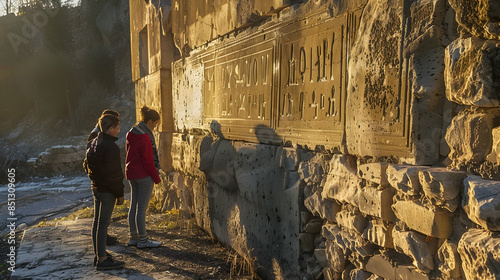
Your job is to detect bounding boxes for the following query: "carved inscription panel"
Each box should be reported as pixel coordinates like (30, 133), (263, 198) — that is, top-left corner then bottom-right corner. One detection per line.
(203, 34), (274, 137)
(277, 15), (347, 145)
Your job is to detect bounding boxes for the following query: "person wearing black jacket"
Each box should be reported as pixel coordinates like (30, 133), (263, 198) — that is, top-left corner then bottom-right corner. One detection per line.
(87, 109), (120, 246)
(85, 114), (125, 271)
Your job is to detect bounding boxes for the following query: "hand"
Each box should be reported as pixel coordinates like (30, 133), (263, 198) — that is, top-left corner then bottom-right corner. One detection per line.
(116, 196), (125, 205)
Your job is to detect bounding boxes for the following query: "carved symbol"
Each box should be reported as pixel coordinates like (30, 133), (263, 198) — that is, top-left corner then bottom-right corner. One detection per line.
(328, 86), (336, 117)
(310, 91), (319, 119)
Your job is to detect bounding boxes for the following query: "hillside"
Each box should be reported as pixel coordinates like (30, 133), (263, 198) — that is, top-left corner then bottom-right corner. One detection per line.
(0, 0), (135, 182)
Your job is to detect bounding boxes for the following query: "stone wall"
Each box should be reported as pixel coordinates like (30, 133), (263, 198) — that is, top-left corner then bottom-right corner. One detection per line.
(130, 0), (500, 279)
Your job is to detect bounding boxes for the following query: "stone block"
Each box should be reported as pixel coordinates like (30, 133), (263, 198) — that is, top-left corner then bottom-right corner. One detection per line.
(366, 255), (396, 280)
(419, 167), (467, 202)
(329, 154), (357, 177)
(387, 164), (428, 196)
(304, 191), (341, 222)
(362, 218), (394, 249)
(283, 170), (301, 190)
(322, 173), (362, 208)
(358, 162), (389, 187)
(445, 107), (500, 165)
(300, 233), (316, 253)
(350, 269), (373, 280)
(314, 248), (328, 268)
(392, 229), (435, 273)
(392, 200), (452, 238)
(279, 147), (299, 171)
(306, 218), (324, 234)
(358, 185), (395, 222)
(437, 240), (462, 280)
(301, 211), (314, 232)
(487, 126), (500, 164)
(323, 267), (342, 280)
(445, 37), (500, 107)
(298, 154), (326, 184)
(50, 145), (78, 153)
(335, 208), (367, 235)
(395, 265), (430, 280)
(448, 0), (500, 40)
(322, 224), (375, 258)
(458, 229), (500, 280)
(463, 176), (500, 231)
(325, 240), (346, 273)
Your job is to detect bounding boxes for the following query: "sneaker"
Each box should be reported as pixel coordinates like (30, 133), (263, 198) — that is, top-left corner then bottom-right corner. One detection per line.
(106, 234), (118, 246)
(93, 251), (113, 266)
(96, 257), (125, 271)
(127, 239), (139, 246)
(137, 239), (162, 249)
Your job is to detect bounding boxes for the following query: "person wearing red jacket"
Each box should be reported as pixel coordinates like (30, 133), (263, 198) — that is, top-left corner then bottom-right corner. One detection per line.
(125, 106), (162, 248)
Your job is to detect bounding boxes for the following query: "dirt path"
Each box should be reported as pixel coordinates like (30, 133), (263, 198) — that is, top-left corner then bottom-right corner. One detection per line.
(108, 212), (256, 279)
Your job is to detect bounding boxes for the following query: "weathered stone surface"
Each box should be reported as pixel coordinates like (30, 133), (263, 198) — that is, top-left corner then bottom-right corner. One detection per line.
(419, 168), (467, 202)
(486, 126), (500, 164)
(279, 147), (300, 171)
(322, 173), (362, 208)
(322, 224), (375, 258)
(283, 170), (301, 190)
(358, 185), (396, 222)
(358, 162), (389, 187)
(314, 248), (328, 268)
(323, 267), (342, 280)
(350, 269), (373, 280)
(387, 164), (428, 196)
(446, 108), (500, 166)
(458, 228), (500, 280)
(395, 265), (430, 280)
(335, 208), (367, 235)
(298, 154), (326, 184)
(329, 154), (357, 177)
(449, 0), (500, 40)
(438, 240), (462, 279)
(304, 191), (341, 222)
(392, 200), (452, 238)
(300, 233), (316, 253)
(365, 255), (396, 280)
(362, 219), (394, 249)
(347, 0), (446, 165)
(325, 240), (346, 273)
(306, 218), (324, 234)
(200, 139), (237, 189)
(445, 37), (500, 107)
(392, 229), (434, 273)
(463, 176), (500, 231)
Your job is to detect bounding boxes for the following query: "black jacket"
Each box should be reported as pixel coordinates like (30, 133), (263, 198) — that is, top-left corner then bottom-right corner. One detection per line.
(85, 132), (124, 198)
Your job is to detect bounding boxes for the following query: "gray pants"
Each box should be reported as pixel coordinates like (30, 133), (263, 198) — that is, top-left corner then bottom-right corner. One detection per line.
(92, 190), (115, 258)
(128, 176), (154, 240)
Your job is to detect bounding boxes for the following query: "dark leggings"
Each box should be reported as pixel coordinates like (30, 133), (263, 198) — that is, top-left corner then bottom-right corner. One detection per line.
(92, 190), (115, 258)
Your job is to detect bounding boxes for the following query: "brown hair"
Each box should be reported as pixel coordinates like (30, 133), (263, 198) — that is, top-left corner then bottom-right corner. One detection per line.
(101, 109), (119, 117)
(140, 106), (160, 123)
(99, 114), (120, 132)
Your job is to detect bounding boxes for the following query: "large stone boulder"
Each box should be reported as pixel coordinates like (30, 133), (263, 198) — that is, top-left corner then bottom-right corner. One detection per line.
(445, 37), (500, 107)
(445, 107), (500, 166)
(449, 0), (500, 40)
(458, 228), (500, 280)
(463, 175), (500, 231)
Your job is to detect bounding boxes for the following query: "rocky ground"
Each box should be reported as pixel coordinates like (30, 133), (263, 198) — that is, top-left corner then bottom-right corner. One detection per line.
(1, 206), (257, 279)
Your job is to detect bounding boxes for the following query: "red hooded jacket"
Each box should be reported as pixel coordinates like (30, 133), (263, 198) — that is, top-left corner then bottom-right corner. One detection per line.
(125, 126), (161, 184)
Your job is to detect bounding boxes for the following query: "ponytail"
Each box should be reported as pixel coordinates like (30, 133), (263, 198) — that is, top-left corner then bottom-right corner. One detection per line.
(140, 106), (160, 123)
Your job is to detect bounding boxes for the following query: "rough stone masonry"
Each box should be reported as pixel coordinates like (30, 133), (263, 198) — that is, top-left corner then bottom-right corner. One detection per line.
(129, 0), (500, 279)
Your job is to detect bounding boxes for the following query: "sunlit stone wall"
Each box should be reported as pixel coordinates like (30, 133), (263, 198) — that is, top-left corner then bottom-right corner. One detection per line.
(131, 0), (500, 279)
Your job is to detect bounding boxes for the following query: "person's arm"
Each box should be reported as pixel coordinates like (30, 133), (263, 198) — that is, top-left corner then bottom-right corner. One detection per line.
(104, 144), (125, 198)
(140, 136), (161, 184)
